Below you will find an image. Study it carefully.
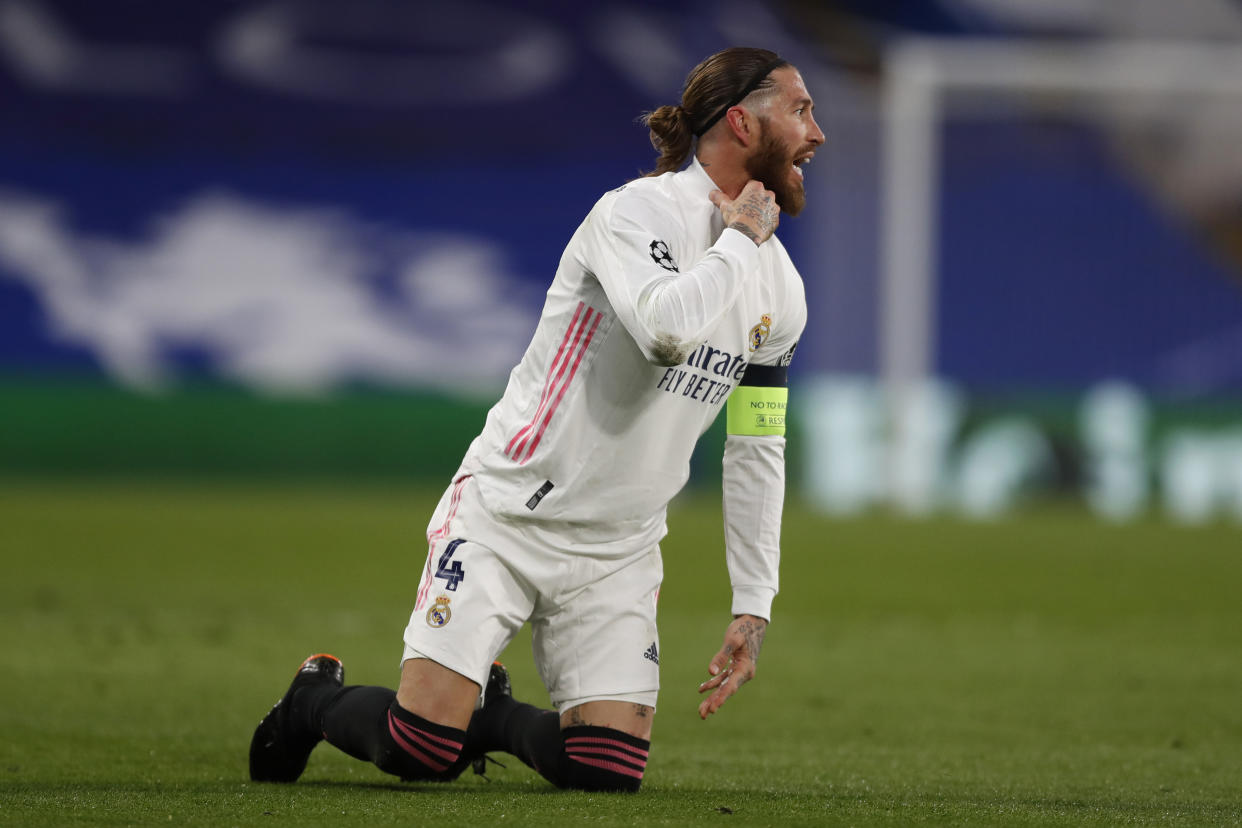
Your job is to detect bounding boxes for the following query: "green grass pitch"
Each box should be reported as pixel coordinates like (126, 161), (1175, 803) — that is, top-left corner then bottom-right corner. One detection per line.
(2, 481), (1240, 826)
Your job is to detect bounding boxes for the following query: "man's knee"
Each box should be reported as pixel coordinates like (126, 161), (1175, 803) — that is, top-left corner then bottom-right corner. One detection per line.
(377, 656), (479, 780)
(558, 725), (650, 793)
(396, 656), (479, 730)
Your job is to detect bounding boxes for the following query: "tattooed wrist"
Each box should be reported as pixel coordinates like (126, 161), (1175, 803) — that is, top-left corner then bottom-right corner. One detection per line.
(728, 221), (762, 246)
(735, 617), (767, 661)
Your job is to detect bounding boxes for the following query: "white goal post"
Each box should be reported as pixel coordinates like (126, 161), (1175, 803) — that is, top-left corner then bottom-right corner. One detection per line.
(880, 37), (1242, 393)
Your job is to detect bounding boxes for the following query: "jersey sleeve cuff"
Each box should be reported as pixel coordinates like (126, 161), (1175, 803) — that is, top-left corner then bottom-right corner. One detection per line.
(730, 586), (776, 622)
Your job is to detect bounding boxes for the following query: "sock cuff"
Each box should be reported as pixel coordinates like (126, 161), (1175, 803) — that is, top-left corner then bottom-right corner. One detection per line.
(561, 725), (649, 790)
(387, 702), (467, 744)
(384, 701), (466, 775)
(562, 725), (650, 769)
(562, 725), (650, 752)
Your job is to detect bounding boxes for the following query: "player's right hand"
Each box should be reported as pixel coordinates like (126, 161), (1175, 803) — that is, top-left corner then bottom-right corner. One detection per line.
(709, 181), (779, 246)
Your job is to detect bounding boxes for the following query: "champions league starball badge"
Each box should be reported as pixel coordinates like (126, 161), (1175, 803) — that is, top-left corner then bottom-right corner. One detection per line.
(426, 596), (452, 628)
(649, 239), (679, 272)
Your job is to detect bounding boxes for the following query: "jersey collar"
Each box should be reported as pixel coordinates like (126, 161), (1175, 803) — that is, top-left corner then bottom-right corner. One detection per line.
(683, 155), (720, 201)
(683, 156), (727, 238)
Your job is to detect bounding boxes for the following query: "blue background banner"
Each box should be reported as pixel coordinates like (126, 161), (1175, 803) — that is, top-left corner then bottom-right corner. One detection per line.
(2, 0), (1240, 397)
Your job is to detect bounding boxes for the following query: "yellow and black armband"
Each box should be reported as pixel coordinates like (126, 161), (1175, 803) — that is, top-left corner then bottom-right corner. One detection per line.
(726, 363), (788, 437)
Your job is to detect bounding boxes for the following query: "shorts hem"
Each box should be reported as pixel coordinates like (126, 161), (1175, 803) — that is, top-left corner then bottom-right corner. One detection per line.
(554, 689), (658, 715)
(401, 642), (489, 692)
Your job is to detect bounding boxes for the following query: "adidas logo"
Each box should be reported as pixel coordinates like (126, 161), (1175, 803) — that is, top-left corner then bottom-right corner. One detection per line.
(642, 642), (659, 665)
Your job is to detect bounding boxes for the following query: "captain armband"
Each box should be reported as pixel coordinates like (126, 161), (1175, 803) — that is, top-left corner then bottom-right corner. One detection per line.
(726, 363), (788, 437)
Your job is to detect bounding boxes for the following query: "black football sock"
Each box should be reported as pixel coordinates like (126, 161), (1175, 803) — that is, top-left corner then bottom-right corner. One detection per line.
(484, 698), (648, 792)
(492, 698), (562, 776)
(293, 684), (388, 761)
(558, 725), (648, 792)
(296, 684), (465, 781)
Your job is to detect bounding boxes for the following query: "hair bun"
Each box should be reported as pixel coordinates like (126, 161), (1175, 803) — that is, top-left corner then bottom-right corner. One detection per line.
(641, 104), (694, 176)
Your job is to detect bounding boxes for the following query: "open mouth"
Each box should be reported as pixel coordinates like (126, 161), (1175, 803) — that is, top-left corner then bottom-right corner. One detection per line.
(792, 151), (814, 180)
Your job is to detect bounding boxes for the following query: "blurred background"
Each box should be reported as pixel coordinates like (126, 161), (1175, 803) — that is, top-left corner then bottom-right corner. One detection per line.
(3, 0), (1241, 525)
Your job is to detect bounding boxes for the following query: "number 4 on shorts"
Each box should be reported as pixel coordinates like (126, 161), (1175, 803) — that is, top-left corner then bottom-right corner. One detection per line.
(435, 538), (466, 591)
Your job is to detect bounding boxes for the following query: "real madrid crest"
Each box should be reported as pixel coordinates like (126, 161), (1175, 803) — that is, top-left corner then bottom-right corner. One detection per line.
(426, 595), (452, 628)
(749, 314), (773, 352)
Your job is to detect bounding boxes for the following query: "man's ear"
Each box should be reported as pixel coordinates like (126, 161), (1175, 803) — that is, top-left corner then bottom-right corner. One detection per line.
(725, 106), (756, 147)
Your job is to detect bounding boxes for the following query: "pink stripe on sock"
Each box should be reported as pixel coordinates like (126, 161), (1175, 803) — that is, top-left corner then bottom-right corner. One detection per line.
(390, 714), (463, 760)
(564, 735), (650, 760)
(567, 745), (648, 768)
(386, 712), (451, 772)
(568, 754), (645, 779)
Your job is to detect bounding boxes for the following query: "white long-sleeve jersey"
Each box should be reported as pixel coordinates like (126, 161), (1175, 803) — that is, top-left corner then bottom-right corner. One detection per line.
(454, 158), (806, 620)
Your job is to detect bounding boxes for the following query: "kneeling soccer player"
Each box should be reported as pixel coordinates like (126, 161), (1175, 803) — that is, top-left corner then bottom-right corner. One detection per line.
(249, 45), (822, 792)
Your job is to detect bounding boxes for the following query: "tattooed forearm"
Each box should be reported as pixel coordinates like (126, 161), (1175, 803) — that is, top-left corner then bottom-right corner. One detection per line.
(728, 221), (762, 246)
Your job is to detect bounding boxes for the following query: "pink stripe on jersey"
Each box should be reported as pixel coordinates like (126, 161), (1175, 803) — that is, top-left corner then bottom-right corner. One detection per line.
(507, 305), (594, 461)
(516, 310), (602, 465)
(506, 302), (586, 458)
(416, 475), (469, 611)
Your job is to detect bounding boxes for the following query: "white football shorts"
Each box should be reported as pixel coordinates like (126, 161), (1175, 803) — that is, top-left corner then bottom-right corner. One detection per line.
(402, 475), (662, 713)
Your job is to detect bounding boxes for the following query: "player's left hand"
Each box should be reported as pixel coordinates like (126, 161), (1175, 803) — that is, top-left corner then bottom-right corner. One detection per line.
(697, 614), (767, 719)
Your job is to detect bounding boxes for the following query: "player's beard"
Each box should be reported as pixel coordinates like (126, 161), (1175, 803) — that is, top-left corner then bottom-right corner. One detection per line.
(744, 124), (807, 217)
